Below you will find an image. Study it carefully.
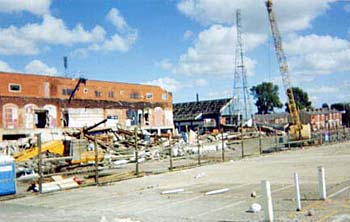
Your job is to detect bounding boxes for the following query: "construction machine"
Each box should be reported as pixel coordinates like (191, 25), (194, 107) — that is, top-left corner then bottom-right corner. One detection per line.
(13, 140), (104, 172)
(265, 0), (311, 140)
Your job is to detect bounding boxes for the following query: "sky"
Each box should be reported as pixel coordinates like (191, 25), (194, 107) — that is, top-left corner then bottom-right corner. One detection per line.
(0, 0), (349, 108)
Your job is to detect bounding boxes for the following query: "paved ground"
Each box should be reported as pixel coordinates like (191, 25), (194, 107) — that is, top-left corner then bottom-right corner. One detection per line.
(2, 142), (350, 222)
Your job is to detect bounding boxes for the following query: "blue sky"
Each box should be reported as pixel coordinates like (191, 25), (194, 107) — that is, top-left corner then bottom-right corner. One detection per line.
(0, 0), (349, 108)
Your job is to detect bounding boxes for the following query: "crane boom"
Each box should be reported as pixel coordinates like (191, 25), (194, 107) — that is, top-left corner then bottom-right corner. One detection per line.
(265, 0), (303, 137)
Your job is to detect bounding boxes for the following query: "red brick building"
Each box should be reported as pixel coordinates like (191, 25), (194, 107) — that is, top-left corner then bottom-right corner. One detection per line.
(0, 72), (173, 135)
(300, 108), (342, 131)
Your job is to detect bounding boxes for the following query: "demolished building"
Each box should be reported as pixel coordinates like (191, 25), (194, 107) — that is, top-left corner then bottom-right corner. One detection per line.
(173, 98), (234, 133)
(0, 72), (174, 140)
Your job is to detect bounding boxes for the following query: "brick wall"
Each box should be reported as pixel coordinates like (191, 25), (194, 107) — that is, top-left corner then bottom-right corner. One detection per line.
(0, 72), (174, 130)
(0, 72), (172, 106)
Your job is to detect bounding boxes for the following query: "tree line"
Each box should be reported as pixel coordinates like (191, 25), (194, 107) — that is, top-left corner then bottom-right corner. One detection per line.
(250, 82), (345, 114)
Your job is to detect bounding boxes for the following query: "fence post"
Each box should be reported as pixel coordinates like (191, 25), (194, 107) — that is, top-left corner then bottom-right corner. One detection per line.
(288, 132), (291, 150)
(259, 127), (262, 155)
(275, 130), (278, 150)
(169, 134), (173, 171)
(318, 166), (327, 200)
(94, 136), (99, 186)
(221, 130), (225, 162)
(197, 129), (201, 165)
(36, 133), (43, 194)
(294, 172), (301, 211)
(134, 127), (139, 176)
(262, 180), (274, 222)
(241, 126), (244, 158)
(336, 126), (339, 142)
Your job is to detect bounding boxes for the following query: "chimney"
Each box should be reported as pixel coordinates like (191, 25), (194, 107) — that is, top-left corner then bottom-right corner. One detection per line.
(196, 93), (199, 102)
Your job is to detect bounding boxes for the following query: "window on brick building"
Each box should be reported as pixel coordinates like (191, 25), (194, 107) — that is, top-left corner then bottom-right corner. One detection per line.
(8, 84), (21, 92)
(95, 90), (102, 97)
(162, 93), (168, 100)
(108, 91), (114, 98)
(130, 91), (141, 99)
(146, 92), (153, 99)
(120, 90), (124, 95)
(62, 88), (73, 95)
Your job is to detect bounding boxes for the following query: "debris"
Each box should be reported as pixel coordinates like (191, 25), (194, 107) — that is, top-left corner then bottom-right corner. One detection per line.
(194, 172), (205, 179)
(306, 210), (314, 217)
(247, 203), (262, 213)
(250, 191), (256, 198)
(114, 159), (129, 165)
(113, 218), (141, 222)
(17, 169), (38, 182)
(205, 188), (230, 195)
(161, 188), (184, 194)
(146, 184), (159, 189)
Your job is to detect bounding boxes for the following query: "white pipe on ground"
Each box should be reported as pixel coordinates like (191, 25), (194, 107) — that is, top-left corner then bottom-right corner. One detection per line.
(261, 180), (274, 222)
(161, 188), (184, 194)
(294, 172), (301, 211)
(318, 166), (327, 200)
(205, 188), (230, 195)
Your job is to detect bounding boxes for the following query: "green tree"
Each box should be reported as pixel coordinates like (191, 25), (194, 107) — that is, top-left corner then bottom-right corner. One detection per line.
(331, 103), (350, 111)
(285, 87), (312, 112)
(321, 103), (329, 109)
(250, 82), (283, 114)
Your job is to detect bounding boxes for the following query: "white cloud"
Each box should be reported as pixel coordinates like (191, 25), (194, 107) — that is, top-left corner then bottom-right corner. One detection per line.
(0, 15), (106, 55)
(0, 7), (136, 56)
(73, 8), (137, 56)
(99, 32), (137, 52)
(183, 30), (193, 40)
(177, 0), (334, 33)
(0, 0), (51, 15)
(0, 60), (15, 72)
(195, 79), (208, 87)
(172, 25), (263, 77)
(156, 59), (173, 70)
(285, 34), (350, 79)
(344, 4), (350, 13)
(143, 77), (182, 92)
(24, 60), (58, 76)
(207, 89), (232, 99)
(285, 34), (348, 55)
(107, 8), (128, 31)
(309, 86), (339, 94)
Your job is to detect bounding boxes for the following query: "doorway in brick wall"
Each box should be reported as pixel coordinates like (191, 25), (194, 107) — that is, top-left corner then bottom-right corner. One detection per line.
(34, 110), (48, 128)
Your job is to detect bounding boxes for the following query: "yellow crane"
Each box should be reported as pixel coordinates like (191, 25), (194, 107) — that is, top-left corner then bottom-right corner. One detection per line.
(265, 0), (311, 140)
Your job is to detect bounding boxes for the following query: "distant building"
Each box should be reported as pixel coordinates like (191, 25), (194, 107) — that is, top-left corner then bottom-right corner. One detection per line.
(254, 112), (289, 129)
(300, 108), (342, 131)
(173, 98), (234, 132)
(254, 108), (343, 132)
(0, 72), (173, 140)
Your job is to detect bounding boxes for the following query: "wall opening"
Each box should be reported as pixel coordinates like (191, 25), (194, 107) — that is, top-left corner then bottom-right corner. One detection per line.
(35, 110), (48, 128)
(2, 134), (27, 141)
(62, 110), (69, 127)
(144, 113), (149, 125)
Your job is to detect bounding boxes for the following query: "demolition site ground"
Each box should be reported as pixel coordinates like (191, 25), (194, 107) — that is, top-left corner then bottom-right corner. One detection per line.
(1, 142), (350, 222)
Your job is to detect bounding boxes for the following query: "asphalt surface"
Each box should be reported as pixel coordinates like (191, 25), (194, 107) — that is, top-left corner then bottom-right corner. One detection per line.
(1, 141), (350, 222)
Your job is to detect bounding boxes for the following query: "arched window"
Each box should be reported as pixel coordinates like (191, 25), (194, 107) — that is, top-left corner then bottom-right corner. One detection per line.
(43, 105), (57, 128)
(24, 104), (38, 129)
(154, 107), (164, 126)
(3, 103), (19, 129)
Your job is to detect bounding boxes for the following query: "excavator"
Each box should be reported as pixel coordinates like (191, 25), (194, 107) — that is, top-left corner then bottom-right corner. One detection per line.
(13, 140), (104, 171)
(265, 0), (311, 140)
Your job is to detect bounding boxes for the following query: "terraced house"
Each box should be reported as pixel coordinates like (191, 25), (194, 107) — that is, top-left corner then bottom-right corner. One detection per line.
(0, 72), (173, 140)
